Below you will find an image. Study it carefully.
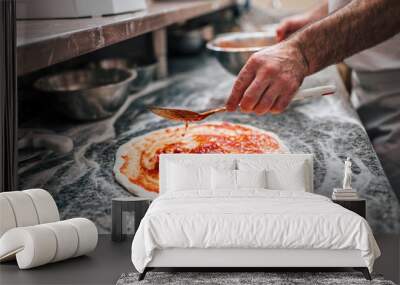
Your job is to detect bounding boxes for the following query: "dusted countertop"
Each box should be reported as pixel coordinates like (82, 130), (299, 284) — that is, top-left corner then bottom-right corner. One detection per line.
(18, 54), (400, 234)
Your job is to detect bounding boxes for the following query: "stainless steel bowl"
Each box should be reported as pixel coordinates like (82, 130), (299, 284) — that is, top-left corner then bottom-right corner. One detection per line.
(169, 29), (206, 55)
(207, 32), (276, 75)
(130, 61), (157, 92)
(34, 68), (136, 121)
(94, 58), (156, 92)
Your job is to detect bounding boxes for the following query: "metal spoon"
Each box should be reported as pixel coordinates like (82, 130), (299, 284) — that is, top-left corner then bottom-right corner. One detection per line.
(149, 85), (336, 122)
(149, 106), (226, 122)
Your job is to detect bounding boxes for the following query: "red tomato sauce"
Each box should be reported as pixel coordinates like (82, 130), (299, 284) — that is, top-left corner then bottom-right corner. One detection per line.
(119, 124), (281, 193)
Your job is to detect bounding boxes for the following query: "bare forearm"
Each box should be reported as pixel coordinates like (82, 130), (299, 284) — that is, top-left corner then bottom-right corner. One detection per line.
(290, 0), (400, 75)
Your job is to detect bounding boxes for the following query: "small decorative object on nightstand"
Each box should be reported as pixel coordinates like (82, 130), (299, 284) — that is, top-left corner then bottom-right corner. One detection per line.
(332, 157), (359, 200)
(332, 199), (366, 218)
(112, 197), (151, 242)
(332, 157), (365, 218)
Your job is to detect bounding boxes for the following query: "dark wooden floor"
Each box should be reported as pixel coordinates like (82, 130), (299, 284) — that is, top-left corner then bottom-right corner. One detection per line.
(0, 235), (133, 285)
(375, 234), (400, 283)
(0, 234), (399, 285)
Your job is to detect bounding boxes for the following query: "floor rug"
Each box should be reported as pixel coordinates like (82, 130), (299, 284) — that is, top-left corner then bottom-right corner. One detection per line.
(116, 271), (395, 285)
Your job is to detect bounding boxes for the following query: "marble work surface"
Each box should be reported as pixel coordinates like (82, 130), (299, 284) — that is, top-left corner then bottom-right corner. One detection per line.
(18, 54), (400, 234)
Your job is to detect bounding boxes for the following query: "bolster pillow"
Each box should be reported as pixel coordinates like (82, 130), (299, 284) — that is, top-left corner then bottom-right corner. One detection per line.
(0, 218), (98, 269)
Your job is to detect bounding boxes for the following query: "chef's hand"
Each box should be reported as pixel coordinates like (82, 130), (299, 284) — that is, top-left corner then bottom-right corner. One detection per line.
(276, 13), (314, 41)
(226, 41), (308, 115)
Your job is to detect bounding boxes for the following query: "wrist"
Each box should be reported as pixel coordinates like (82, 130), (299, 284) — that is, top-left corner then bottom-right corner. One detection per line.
(286, 38), (310, 77)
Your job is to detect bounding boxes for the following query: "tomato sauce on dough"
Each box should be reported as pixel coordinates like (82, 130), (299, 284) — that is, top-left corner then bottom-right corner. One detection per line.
(118, 122), (287, 195)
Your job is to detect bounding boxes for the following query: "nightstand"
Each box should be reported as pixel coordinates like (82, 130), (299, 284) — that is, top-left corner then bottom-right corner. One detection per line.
(112, 197), (152, 242)
(332, 199), (366, 218)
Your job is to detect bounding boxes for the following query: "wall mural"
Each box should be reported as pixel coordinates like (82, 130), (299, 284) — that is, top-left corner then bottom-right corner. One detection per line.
(18, 55), (400, 234)
(114, 121), (288, 198)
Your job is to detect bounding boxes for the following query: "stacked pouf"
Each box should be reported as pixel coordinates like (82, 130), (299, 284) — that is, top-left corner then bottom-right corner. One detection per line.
(0, 189), (97, 269)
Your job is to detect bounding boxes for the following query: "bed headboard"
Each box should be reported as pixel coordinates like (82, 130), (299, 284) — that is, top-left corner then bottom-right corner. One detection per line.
(159, 154), (314, 194)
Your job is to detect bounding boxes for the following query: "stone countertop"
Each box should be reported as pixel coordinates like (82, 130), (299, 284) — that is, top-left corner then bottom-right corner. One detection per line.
(18, 54), (400, 234)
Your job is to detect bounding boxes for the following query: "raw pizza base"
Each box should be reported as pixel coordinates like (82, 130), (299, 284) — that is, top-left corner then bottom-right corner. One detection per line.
(114, 121), (289, 198)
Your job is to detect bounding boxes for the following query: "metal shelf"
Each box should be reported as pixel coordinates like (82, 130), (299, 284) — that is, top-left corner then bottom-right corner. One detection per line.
(17, 0), (235, 75)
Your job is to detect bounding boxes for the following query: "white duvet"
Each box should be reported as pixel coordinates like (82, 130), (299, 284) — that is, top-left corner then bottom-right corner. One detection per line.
(131, 190), (380, 273)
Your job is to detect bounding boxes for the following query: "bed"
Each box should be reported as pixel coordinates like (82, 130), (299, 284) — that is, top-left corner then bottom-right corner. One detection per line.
(131, 154), (380, 281)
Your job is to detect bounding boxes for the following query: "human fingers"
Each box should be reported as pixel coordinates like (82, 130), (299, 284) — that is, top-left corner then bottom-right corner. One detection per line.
(253, 82), (281, 115)
(276, 19), (294, 42)
(239, 70), (271, 113)
(226, 61), (256, 112)
(269, 81), (299, 114)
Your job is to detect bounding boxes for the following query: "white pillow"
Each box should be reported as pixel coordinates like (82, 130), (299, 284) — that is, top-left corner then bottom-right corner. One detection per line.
(211, 169), (268, 190)
(266, 167), (306, 191)
(238, 158), (309, 191)
(167, 163), (212, 191)
(236, 169), (267, 189)
(212, 168), (236, 190)
(165, 157), (236, 170)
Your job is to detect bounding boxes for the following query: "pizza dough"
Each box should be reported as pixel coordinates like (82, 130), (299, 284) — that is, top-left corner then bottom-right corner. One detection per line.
(114, 121), (289, 198)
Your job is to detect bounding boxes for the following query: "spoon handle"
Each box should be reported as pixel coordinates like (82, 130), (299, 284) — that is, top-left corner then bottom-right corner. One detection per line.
(201, 85), (335, 117)
(201, 106), (227, 116)
(293, 85), (336, 102)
